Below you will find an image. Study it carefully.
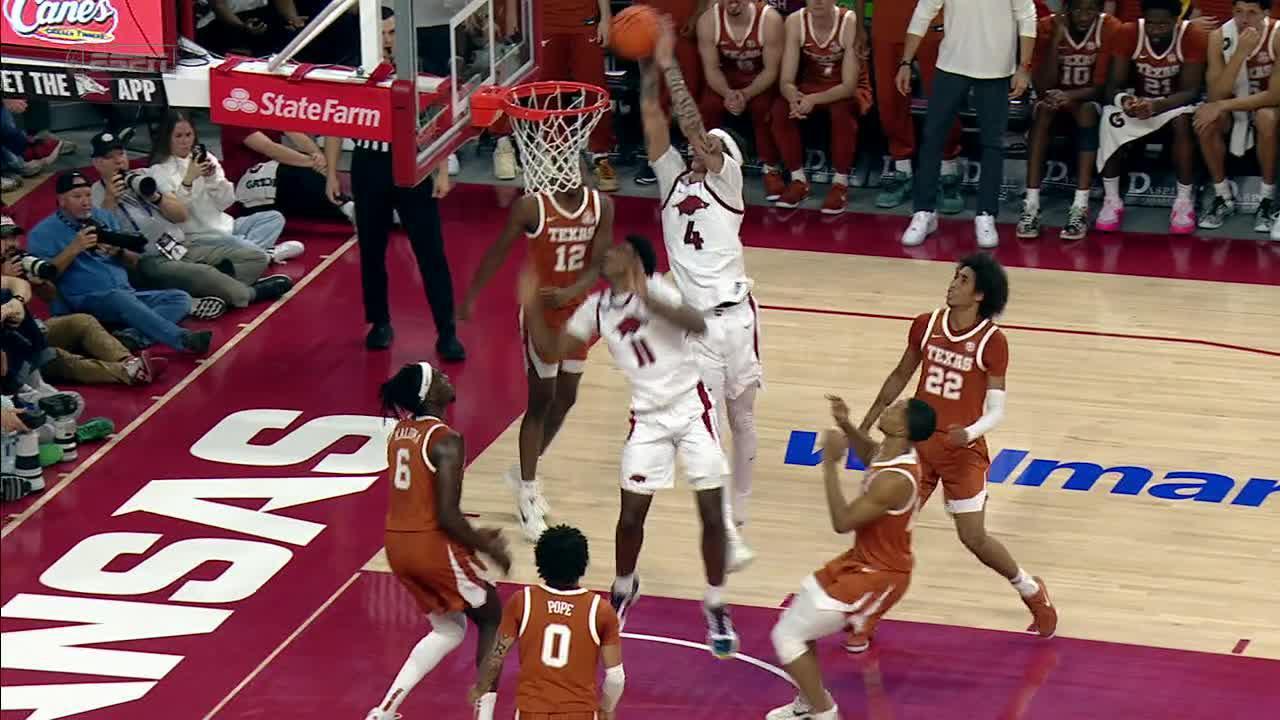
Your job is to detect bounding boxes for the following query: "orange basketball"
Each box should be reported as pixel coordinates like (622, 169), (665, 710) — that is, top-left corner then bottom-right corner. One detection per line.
(610, 5), (661, 61)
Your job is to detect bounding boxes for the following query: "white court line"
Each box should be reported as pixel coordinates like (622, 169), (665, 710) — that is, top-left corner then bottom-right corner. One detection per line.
(0, 236), (358, 540)
(620, 632), (795, 686)
(202, 571), (362, 720)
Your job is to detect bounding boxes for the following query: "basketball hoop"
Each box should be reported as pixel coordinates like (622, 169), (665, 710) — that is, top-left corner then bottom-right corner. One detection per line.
(474, 81), (610, 194)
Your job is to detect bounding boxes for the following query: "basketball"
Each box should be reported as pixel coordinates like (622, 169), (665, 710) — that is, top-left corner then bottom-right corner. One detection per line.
(610, 5), (661, 61)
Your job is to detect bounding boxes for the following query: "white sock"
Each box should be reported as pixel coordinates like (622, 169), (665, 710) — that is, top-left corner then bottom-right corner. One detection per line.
(1262, 182), (1275, 199)
(895, 158), (913, 174)
(832, 172), (849, 187)
(726, 387), (758, 526)
(1024, 188), (1041, 209)
(1214, 180), (1232, 200)
(377, 616), (466, 716)
(1103, 176), (1121, 202)
(790, 169), (806, 183)
(474, 691), (497, 720)
(1010, 569), (1041, 598)
(1073, 189), (1090, 209)
(813, 705), (840, 720)
(705, 584), (725, 607)
(940, 158), (959, 176)
(1176, 183), (1193, 202)
(614, 573), (636, 594)
(762, 163), (776, 174)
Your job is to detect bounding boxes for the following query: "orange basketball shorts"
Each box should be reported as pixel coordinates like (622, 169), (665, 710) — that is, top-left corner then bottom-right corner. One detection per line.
(916, 432), (991, 514)
(385, 530), (490, 614)
(519, 305), (589, 379)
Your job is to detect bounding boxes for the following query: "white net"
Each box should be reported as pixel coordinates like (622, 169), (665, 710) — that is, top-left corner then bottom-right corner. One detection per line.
(505, 82), (609, 195)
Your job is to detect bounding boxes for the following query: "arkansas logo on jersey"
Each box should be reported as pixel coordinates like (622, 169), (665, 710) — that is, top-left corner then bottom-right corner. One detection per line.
(676, 195), (709, 216)
(616, 316), (644, 337)
(3, 0), (120, 44)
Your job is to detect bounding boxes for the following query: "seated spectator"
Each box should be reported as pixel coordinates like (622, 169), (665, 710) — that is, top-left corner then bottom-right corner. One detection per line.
(90, 131), (292, 314)
(1096, 0), (1205, 235)
(194, 0), (289, 57)
(1019, 0), (1118, 241)
(771, 0), (871, 214)
(220, 124), (354, 223)
(697, 0), (786, 198)
(1196, 0), (1278, 232)
(2, 98), (63, 181)
(4, 214), (167, 385)
(25, 171), (213, 355)
(149, 111), (304, 263)
(1, 351), (43, 502)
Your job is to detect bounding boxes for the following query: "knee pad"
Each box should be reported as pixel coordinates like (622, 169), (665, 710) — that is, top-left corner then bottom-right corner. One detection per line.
(427, 611), (467, 650)
(1076, 123), (1100, 152)
(771, 610), (809, 666)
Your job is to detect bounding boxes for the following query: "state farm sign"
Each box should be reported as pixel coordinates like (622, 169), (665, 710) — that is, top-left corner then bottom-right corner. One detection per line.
(210, 66), (394, 142)
(1, 0), (175, 63)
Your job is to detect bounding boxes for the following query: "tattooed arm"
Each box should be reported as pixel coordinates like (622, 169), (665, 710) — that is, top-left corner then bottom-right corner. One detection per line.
(653, 15), (724, 173)
(468, 634), (514, 703)
(640, 59), (672, 162)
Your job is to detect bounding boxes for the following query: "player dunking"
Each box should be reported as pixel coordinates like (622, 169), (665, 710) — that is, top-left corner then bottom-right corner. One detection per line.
(641, 18), (758, 568)
(470, 525), (626, 719)
(365, 363), (513, 720)
(520, 234), (741, 658)
(462, 178), (615, 543)
(766, 397), (937, 720)
(851, 254), (1057, 654)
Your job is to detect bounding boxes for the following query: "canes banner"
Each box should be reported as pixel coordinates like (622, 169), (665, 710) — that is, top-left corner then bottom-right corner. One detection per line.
(1, 0), (177, 65)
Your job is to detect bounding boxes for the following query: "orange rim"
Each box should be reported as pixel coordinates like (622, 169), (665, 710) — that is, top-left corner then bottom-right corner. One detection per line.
(499, 80), (610, 122)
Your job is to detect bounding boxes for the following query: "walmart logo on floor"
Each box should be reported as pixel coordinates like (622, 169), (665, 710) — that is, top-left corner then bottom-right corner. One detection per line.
(783, 431), (1278, 509)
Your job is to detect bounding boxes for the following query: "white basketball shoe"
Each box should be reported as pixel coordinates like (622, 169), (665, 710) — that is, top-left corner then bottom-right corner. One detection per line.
(766, 695), (840, 719)
(504, 465), (549, 542)
(901, 211), (938, 246)
(726, 519), (755, 574)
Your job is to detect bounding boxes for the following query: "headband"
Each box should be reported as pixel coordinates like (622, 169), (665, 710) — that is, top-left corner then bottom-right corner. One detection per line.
(418, 362), (434, 401)
(708, 128), (743, 166)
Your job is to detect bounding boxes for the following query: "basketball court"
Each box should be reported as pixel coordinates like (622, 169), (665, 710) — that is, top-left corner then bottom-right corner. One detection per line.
(2, 1), (1278, 718)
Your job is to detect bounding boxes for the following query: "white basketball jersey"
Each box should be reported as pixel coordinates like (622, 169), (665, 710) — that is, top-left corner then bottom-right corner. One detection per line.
(652, 147), (753, 312)
(565, 275), (702, 412)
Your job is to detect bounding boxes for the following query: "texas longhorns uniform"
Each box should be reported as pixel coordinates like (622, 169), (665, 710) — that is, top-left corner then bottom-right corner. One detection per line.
(519, 189), (604, 379)
(384, 416), (489, 614)
(498, 585), (622, 717)
(698, 1), (782, 179)
(1112, 20), (1208, 99)
(1034, 12), (1121, 94)
(909, 308), (1009, 515)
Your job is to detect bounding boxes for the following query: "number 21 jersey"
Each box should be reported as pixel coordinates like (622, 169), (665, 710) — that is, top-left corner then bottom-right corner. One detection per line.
(910, 308), (1008, 433)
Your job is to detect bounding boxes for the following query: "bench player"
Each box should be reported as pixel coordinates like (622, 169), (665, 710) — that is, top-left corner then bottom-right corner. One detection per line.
(1197, 0), (1279, 231)
(519, 235), (741, 659)
(1095, 0), (1206, 234)
(852, 254), (1057, 654)
(1019, 0), (1120, 241)
(470, 525), (626, 718)
(697, 0), (786, 198)
(643, 20), (759, 562)
(461, 177), (615, 543)
(772, 0), (869, 213)
(765, 398), (937, 720)
(366, 362), (513, 720)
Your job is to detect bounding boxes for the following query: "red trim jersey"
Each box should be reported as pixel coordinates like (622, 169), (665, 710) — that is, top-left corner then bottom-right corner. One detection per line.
(715, 1), (776, 85)
(1035, 13), (1122, 89)
(1112, 20), (1208, 98)
(797, 7), (853, 87)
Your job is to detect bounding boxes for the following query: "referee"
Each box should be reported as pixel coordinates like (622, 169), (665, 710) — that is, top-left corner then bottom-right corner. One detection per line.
(324, 6), (464, 360)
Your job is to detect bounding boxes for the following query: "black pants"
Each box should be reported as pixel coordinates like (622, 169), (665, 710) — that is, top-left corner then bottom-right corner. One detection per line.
(350, 148), (456, 339)
(914, 70), (1012, 216)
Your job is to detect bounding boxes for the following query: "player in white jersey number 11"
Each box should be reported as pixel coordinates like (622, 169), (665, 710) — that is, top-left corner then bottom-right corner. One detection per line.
(519, 234), (743, 659)
(641, 15), (762, 572)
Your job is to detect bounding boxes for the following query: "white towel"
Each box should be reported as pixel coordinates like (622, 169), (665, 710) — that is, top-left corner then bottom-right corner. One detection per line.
(1221, 19), (1259, 157)
(1097, 93), (1197, 170)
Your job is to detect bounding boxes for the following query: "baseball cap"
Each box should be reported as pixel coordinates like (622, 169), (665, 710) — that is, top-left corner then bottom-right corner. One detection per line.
(55, 171), (93, 194)
(0, 214), (22, 237)
(90, 128), (134, 158)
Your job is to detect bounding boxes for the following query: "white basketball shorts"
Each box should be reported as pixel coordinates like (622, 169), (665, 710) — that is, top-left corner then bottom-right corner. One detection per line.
(620, 382), (729, 495)
(691, 295), (764, 404)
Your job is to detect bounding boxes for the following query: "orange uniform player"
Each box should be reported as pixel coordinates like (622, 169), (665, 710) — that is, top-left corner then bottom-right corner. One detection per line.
(472, 525), (626, 719)
(852, 254), (1058, 656)
(765, 398), (936, 720)
(771, 0), (872, 214)
(697, 0), (787, 198)
(539, 0), (617, 188)
(463, 186), (614, 544)
(367, 362), (512, 720)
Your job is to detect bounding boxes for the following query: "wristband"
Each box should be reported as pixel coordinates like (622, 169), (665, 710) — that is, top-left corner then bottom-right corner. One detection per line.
(898, 60), (912, 68)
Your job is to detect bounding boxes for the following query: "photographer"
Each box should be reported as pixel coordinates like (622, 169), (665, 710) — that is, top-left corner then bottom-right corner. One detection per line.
(3, 214), (166, 385)
(150, 111), (303, 264)
(25, 172), (213, 355)
(91, 131), (291, 315)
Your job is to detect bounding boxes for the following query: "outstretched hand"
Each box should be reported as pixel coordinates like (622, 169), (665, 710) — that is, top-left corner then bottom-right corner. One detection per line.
(820, 427), (847, 465)
(826, 394), (851, 427)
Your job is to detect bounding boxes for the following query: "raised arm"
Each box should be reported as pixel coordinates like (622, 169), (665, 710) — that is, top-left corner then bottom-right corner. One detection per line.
(805, 14), (860, 104)
(654, 17), (722, 173)
(819, 429), (914, 534)
(639, 60), (672, 162)
(741, 8), (785, 100)
(827, 394), (879, 465)
(698, 7), (733, 100)
(460, 194), (537, 320)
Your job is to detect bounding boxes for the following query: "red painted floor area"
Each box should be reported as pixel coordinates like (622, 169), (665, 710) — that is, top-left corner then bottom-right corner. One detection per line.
(2, 182), (1277, 719)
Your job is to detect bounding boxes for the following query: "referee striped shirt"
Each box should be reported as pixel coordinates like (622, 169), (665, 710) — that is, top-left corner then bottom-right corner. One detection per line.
(353, 138), (391, 152)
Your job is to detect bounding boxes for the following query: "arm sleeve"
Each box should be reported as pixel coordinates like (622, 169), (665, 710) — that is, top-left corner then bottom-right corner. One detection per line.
(651, 146), (687, 202)
(1014, 0), (1039, 38)
(908, 0), (946, 37)
(981, 329), (1009, 376)
(907, 312), (931, 352)
(564, 293), (601, 342)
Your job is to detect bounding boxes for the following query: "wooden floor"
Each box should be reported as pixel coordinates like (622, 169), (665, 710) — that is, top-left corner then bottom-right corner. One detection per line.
(366, 247), (1280, 660)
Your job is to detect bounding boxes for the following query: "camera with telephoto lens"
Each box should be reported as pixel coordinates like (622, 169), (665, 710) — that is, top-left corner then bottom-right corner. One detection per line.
(80, 219), (147, 254)
(118, 169), (157, 199)
(17, 253), (57, 281)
